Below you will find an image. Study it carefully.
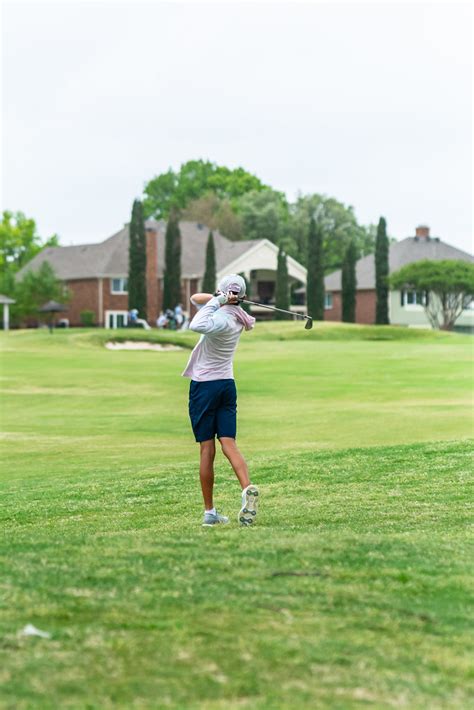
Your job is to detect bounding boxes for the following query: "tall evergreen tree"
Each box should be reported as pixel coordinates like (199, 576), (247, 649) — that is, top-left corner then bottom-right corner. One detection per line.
(173, 216), (182, 306)
(342, 240), (357, 322)
(128, 199), (147, 319)
(201, 231), (216, 294)
(275, 245), (290, 319)
(306, 215), (325, 320)
(375, 216), (390, 324)
(163, 210), (182, 310)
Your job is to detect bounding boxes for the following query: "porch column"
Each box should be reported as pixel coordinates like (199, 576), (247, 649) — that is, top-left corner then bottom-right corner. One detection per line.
(3, 304), (9, 331)
(98, 278), (103, 326)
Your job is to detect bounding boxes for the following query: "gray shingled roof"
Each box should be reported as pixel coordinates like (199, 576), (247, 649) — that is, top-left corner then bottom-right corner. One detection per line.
(16, 221), (263, 281)
(325, 237), (474, 291)
(152, 220), (262, 277)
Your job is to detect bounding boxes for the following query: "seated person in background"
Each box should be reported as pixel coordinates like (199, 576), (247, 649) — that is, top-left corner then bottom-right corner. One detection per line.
(156, 312), (168, 329)
(165, 309), (177, 330)
(174, 304), (184, 329)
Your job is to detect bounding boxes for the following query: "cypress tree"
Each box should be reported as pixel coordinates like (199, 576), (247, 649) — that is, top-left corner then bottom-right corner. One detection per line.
(342, 240), (357, 322)
(375, 216), (390, 324)
(201, 230), (216, 294)
(173, 216), (182, 306)
(163, 210), (182, 310)
(128, 199), (147, 319)
(275, 245), (290, 319)
(306, 215), (325, 320)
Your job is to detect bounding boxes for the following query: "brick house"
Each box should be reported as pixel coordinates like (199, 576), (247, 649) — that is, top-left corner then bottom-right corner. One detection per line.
(17, 220), (307, 327)
(323, 225), (474, 328)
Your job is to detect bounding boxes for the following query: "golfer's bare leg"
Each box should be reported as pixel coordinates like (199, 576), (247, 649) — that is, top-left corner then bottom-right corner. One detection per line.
(200, 439), (216, 510)
(219, 437), (250, 490)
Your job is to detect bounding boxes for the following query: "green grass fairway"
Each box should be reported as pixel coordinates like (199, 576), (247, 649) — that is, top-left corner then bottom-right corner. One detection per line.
(1, 325), (473, 709)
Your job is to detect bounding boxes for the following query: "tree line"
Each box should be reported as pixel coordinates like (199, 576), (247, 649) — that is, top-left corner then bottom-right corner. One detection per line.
(0, 160), (383, 324)
(128, 198), (390, 325)
(2, 159), (472, 329)
(137, 159), (391, 322)
(143, 160), (377, 272)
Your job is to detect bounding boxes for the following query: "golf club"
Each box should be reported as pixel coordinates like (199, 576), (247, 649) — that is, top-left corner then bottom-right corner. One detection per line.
(240, 299), (313, 329)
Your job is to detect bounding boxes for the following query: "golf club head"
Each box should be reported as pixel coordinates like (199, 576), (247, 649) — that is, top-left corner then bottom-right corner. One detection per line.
(305, 317), (313, 330)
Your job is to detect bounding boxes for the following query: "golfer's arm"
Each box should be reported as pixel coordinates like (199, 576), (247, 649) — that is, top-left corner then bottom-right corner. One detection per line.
(189, 296), (229, 334)
(190, 293), (214, 306)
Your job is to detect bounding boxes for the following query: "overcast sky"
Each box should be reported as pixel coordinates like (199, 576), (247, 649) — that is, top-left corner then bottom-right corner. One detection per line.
(2, 0), (472, 252)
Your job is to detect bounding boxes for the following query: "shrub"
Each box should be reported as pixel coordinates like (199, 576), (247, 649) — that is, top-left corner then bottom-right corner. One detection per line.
(80, 310), (95, 327)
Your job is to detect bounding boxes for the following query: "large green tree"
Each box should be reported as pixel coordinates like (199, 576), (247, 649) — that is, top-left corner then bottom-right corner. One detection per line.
(162, 211), (182, 310)
(13, 262), (67, 324)
(289, 194), (375, 271)
(143, 162), (377, 266)
(306, 215), (325, 320)
(182, 193), (242, 240)
(275, 245), (290, 319)
(375, 216), (390, 324)
(342, 240), (358, 322)
(236, 189), (289, 246)
(201, 231), (216, 294)
(0, 210), (59, 295)
(128, 200), (147, 319)
(391, 260), (474, 330)
(143, 160), (267, 219)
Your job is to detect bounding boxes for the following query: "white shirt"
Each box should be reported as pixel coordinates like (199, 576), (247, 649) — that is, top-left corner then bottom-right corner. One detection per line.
(182, 297), (248, 382)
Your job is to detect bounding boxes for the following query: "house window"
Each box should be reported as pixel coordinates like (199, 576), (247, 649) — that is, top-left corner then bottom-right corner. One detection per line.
(324, 293), (333, 309)
(401, 290), (426, 306)
(111, 278), (128, 294)
(463, 297), (473, 310)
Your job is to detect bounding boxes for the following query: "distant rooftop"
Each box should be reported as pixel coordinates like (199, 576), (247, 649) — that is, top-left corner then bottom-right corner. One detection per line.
(17, 221), (263, 281)
(325, 227), (474, 291)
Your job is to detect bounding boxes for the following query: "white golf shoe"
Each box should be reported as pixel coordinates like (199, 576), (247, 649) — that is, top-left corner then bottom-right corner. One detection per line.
(239, 484), (259, 526)
(202, 511), (229, 527)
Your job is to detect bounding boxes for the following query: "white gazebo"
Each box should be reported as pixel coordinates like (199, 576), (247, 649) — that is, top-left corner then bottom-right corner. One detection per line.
(0, 294), (16, 330)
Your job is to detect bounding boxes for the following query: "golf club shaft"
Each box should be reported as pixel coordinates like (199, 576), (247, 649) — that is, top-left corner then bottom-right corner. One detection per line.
(241, 299), (310, 321)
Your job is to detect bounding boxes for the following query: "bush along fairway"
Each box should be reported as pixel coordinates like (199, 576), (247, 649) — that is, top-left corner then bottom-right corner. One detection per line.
(0, 325), (473, 709)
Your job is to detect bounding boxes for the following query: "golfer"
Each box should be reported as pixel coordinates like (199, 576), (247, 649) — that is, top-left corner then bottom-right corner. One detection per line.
(182, 274), (260, 526)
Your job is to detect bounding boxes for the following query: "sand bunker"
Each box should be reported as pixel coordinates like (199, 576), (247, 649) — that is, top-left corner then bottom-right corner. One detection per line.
(106, 341), (183, 351)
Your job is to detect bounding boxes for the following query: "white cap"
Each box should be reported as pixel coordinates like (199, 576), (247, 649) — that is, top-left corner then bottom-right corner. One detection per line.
(217, 273), (247, 298)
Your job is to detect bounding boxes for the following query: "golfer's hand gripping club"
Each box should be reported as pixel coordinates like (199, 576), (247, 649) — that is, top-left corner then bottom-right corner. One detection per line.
(214, 290), (241, 306)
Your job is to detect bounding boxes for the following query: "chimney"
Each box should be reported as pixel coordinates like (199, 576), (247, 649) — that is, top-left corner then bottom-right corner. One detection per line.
(415, 225), (430, 240)
(145, 226), (159, 324)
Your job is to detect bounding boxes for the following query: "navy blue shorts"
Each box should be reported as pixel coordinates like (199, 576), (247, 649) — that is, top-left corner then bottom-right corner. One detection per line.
(189, 379), (237, 442)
